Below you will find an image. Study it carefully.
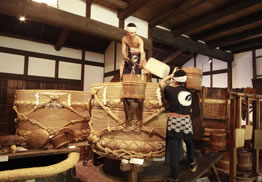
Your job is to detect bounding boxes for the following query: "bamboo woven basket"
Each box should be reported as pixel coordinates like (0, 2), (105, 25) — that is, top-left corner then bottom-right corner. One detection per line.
(89, 82), (167, 160)
(14, 90), (91, 146)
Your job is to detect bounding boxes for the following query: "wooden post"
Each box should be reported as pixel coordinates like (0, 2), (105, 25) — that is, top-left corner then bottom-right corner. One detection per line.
(229, 95), (237, 182)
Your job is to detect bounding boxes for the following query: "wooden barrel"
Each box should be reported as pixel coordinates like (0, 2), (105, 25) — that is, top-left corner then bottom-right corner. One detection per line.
(209, 131), (227, 151)
(237, 149), (252, 172)
(216, 152), (230, 176)
(182, 67), (202, 91)
(14, 90), (90, 146)
(89, 82), (166, 160)
(122, 74), (146, 99)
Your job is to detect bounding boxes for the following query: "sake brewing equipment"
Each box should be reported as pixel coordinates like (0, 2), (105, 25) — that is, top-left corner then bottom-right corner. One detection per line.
(14, 90), (90, 147)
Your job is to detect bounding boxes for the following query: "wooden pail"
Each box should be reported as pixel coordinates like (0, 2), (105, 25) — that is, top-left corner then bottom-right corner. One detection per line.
(216, 152), (229, 176)
(122, 74), (146, 99)
(182, 67), (202, 91)
(14, 90), (90, 146)
(209, 131), (227, 151)
(89, 82), (166, 160)
(237, 149), (252, 172)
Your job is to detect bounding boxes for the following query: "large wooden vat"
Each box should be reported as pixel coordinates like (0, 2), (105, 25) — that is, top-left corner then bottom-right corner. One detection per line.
(122, 74), (146, 99)
(14, 90), (90, 146)
(89, 82), (166, 159)
(182, 67), (202, 91)
(209, 131), (227, 151)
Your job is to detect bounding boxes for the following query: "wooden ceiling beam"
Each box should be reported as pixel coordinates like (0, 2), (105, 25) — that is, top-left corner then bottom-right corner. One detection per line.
(191, 11), (262, 41)
(223, 37), (262, 52)
(55, 29), (70, 51)
(208, 26), (262, 48)
(153, 27), (233, 62)
(0, 0), (152, 50)
(149, 0), (206, 27)
(172, 0), (262, 37)
(95, 0), (128, 9)
(117, 0), (153, 20)
(163, 50), (184, 64)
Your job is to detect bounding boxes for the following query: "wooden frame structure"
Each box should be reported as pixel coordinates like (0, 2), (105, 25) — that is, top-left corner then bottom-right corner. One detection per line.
(229, 92), (262, 182)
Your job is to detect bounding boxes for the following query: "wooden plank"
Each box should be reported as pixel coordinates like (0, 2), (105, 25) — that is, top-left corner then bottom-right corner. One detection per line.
(55, 29), (70, 51)
(152, 28), (233, 62)
(0, 0), (152, 50)
(149, 0), (206, 27)
(192, 11), (262, 41)
(172, 0), (262, 37)
(118, 0), (153, 20)
(178, 152), (223, 182)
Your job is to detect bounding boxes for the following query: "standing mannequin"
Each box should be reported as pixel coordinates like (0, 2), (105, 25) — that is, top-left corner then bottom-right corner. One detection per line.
(160, 68), (197, 182)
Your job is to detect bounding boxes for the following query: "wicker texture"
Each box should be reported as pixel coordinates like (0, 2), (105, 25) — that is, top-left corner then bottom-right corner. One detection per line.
(88, 82), (167, 159)
(14, 90), (91, 144)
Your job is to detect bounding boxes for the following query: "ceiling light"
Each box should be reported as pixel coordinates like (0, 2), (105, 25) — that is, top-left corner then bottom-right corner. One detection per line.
(208, 57), (213, 63)
(19, 16), (26, 22)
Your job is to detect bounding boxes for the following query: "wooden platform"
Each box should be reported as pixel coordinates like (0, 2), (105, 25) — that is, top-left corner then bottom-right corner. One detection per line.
(139, 152), (223, 182)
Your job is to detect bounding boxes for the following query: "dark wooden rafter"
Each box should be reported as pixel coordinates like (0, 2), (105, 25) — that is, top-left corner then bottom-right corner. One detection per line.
(149, 0), (206, 27)
(163, 49), (184, 63)
(55, 29), (70, 51)
(208, 26), (262, 49)
(172, 0), (262, 37)
(153, 27), (233, 62)
(117, 0), (153, 20)
(223, 37), (262, 53)
(191, 11), (262, 41)
(95, 0), (128, 9)
(0, 0), (152, 50)
(86, 0), (95, 17)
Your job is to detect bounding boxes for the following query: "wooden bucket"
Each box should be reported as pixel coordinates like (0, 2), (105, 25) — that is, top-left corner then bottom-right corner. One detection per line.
(14, 90), (90, 145)
(182, 67), (202, 91)
(216, 152), (230, 176)
(89, 82), (166, 160)
(122, 74), (146, 99)
(237, 149), (252, 172)
(209, 131), (227, 151)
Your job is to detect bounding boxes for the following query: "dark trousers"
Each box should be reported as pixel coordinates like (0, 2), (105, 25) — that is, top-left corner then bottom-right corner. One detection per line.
(167, 134), (195, 179)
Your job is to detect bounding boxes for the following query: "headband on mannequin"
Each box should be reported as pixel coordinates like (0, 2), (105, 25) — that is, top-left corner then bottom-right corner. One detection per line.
(126, 26), (137, 33)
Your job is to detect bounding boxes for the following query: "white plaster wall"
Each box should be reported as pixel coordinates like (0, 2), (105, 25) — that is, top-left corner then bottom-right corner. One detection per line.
(196, 55), (210, 72)
(84, 65), (104, 91)
(28, 57), (55, 77)
(182, 59), (194, 68)
(202, 75), (210, 87)
(0, 36), (82, 59)
(0, 53), (24, 74)
(233, 52), (253, 88)
(32, 0), (58, 8)
(256, 57), (262, 77)
(105, 41), (115, 73)
(104, 76), (113, 82)
(213, 59), (227, 70)
(125, 16), (148, 38)
(152, 78), (158, 83)
(58, 62), (81, 80)
(85, 51), (104, 63)
(256, 48), (262, 57)
(91, 4), (119, 27)
(213, 73), (227, 88)
(116, 42), (123, 70)
(59, 0), (86, 16)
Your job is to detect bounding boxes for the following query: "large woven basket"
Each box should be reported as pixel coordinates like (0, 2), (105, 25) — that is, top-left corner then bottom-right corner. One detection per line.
(14, 90), (91, 145)
(89, 82), (166, 159)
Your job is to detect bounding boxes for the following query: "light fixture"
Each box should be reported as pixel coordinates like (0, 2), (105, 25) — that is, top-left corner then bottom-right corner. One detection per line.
(208, 57), (213, 63)
(19, 16), (26, 22)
